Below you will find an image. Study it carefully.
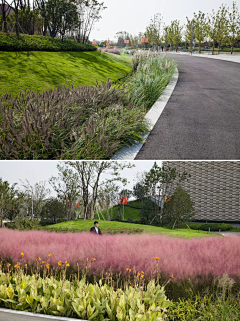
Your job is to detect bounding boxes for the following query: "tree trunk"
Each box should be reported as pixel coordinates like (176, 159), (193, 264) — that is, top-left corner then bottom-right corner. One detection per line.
(15, 11), (20, 37)
(212, 40), (215, 55)
(231, 45), (233, 54)
(198, 41), (201, 54)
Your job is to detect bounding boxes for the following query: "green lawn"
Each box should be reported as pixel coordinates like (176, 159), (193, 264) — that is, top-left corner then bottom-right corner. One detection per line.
(47, 220), (213, 238)
(0, 50), (132, 97)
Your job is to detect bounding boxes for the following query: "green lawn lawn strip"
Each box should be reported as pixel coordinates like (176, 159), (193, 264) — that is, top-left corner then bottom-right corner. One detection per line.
(0, 51), (132, 97)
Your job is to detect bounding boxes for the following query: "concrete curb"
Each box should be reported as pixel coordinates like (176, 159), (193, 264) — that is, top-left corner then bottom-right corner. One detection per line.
(111, 67), (179, 160)
(0, 308), (87, 321)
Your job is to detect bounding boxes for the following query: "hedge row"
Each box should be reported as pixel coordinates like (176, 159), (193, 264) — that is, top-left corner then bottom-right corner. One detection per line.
(0, 34), (97, 52)
(188, 222), (232, 232)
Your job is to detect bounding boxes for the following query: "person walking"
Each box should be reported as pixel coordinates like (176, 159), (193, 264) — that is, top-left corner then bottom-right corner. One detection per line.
(90, 221), (102, 235)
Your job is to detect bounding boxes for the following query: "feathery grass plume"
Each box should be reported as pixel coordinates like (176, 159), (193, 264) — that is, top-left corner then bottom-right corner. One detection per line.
(0, 228), (240, 284)
(129, 52), (176, 110)
(0, 81), (148, 160)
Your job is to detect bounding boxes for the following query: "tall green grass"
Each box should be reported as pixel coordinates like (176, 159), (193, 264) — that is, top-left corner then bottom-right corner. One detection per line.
(128, 51), (176, 110)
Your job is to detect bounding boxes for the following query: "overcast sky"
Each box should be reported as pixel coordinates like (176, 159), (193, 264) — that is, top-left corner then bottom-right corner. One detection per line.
(91, 0), (236, 41)
(0, 161), (162, 195)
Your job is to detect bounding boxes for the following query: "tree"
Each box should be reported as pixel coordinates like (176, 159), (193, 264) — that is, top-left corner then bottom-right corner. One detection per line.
(115, 31), (129, 48)
(0, 178), (20, 227)
(133, 182), (146, 202)
(97, 181), (119, 221)
(146, 13), (163, 51)
(41, 0), (78, 38)
(21, 180), (50, 219)
(162, 187), (195, 228)
(41, 197), (66, 223)
(67, 161), (133, 220)
(143, 162), (190, 219)
(139, 199), (155, 224)
(184, 19), (193, 50)
(206, 5), (228, 55)
(168, 20), (183, 51)
(226, 1), (240, 54)
(189, 11), (208, 53)
(215, 4), (228, 54)
(12, 0), (21, 37)
(0, 0), (13, 33)
(49, 163), (80, 221)
(74, 0), (106, 44)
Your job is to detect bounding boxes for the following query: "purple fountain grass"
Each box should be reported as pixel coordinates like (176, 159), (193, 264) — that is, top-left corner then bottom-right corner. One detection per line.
(0, 228), (239, 281)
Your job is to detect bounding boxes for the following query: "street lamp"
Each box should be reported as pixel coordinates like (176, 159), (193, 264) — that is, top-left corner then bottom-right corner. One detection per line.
(190, 21), (195, 55)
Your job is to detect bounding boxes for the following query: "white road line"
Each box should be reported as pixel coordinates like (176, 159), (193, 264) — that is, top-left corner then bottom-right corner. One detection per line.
(111, 67), (179, 160)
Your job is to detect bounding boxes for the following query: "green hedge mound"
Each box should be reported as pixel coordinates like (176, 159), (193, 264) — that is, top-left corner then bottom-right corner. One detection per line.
(0, 34), (97, 52)
(188, 222), (232, 232)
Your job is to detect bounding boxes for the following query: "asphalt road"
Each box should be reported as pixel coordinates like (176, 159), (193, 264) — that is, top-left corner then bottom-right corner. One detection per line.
(135, 53), (240, 160)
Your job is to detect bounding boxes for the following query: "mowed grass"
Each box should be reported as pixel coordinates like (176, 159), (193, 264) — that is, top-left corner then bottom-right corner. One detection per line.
(47, 220), (213, 238)
(0, 50), (132, 97)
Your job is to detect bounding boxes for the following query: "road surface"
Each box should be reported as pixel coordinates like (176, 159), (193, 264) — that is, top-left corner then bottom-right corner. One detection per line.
(135, 53), (240, 160)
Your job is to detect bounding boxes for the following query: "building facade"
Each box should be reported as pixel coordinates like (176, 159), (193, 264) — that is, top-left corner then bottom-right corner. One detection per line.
(162, 161), (240, 222)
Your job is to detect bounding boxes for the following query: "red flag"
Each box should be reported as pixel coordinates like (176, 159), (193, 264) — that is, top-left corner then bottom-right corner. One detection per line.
(120, 197), (128, 205)
(165, 197), (171, 203)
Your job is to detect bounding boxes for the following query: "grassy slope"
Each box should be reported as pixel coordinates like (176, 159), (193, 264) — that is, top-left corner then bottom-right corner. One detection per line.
(0, 51), (132, 97)
(47, 220), (211, 238)
(99, 200), (142, 221)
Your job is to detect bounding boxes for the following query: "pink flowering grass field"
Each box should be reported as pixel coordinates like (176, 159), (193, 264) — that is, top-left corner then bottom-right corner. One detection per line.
(97, 48), (121, 55)
(0, 228), (239, 282)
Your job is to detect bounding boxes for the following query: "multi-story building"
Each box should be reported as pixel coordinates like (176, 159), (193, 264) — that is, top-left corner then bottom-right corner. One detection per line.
(162, 161), (240, 222)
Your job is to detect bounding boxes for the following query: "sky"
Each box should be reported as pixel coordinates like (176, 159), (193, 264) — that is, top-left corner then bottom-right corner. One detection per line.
(91, 0), (236, 41)
(0, 161), (162, 195)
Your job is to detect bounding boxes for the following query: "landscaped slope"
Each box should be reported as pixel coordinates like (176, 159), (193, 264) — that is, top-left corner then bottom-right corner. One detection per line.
(0, 51), (132, 96)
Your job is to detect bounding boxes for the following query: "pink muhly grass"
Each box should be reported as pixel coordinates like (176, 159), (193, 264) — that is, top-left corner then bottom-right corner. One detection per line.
(0, 228), (240, 282)
(97, 48), (120, 55)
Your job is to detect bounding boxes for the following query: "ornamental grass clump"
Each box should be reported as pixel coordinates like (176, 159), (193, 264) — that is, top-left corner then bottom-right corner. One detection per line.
(129, 51), (176, 110)
(0, 81), (148, 159)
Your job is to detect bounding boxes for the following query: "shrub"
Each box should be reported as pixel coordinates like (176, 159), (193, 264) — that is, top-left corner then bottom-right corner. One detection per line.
(188, 223), (232, 232)
(43, 227), (144, 234)
(0, 82), (148, 159)
(168, 274), (239, 320)
(0, 34), (97, 52)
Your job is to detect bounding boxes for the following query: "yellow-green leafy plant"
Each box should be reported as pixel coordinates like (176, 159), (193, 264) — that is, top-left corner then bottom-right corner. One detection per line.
(0, 269), (170, 320)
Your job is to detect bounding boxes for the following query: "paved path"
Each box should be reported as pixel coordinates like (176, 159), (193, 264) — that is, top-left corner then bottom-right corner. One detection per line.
(174, 51), (240, 64)
(0, 309), (83, 321)
(0, 311), (53, 321)
(220, 232), (240, 237)
(135, 54), (240, 160)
